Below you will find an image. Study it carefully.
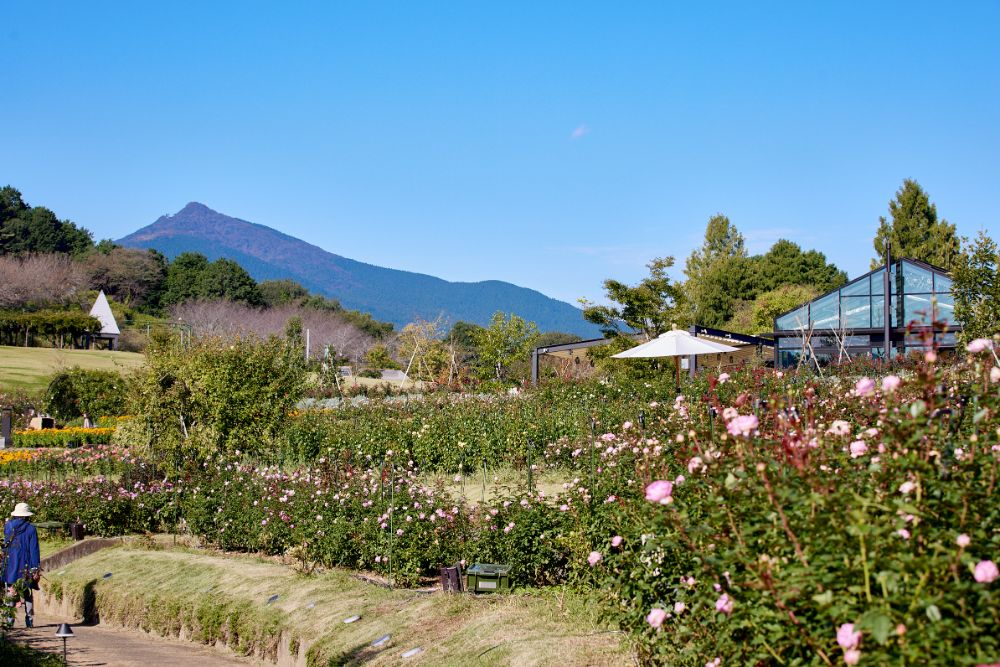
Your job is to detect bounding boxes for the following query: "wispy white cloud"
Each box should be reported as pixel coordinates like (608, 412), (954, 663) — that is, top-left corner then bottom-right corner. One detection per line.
(570, 124), (591, 140)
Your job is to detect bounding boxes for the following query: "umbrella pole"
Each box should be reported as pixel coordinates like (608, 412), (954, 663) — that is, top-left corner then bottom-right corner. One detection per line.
(675, 357), (681, 394)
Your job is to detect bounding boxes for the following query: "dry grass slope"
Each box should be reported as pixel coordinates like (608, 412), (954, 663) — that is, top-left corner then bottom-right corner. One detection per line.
(44, 544), (629, 666)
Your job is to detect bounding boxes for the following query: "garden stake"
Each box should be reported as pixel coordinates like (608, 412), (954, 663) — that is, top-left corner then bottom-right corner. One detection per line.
(481, 459), (488, 504)
(389, 465), (395, 589)
(526, 437), (534, 493)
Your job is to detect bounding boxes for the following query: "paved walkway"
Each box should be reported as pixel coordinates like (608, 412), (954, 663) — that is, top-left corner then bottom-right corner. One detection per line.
(7, 613), (262, 667)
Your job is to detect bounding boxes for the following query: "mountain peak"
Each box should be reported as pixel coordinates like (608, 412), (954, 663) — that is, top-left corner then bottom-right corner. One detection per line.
(178, 202), (215, 215)
(119, 204), (598, 336)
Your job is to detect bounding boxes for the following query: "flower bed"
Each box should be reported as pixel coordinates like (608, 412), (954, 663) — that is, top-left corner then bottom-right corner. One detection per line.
(1, 348), (999, 663)
(12, 426), (114, 448)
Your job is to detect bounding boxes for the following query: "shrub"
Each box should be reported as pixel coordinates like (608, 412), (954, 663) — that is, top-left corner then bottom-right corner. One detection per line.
(45, 367), (127, 420)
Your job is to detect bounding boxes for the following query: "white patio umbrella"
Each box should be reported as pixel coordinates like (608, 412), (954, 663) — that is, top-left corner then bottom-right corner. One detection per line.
(612, 327), (738, 389)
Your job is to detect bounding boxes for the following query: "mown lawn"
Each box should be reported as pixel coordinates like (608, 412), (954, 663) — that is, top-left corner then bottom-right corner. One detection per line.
(0, 345), (144, 393)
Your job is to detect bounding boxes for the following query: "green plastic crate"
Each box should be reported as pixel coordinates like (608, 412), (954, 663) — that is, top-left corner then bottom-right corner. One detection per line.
(465, 563), (511, 593)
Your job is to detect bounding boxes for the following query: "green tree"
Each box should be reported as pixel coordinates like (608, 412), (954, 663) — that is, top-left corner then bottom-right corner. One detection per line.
(726, 284), (820, 335)
(162, 252), (210, 307)
(472, 312), (539, 381)
(363, 343), (399, 370)
(259, 279), (309, 307)
(116, 331), (307, 461)
(683, 215), (752, 327)
(198, 258), (262, 306)
(951, 230), (1000, 343)
(753, 239), (847, 293)
(871, 179), (961, 270)
(582, 256), (687, 340)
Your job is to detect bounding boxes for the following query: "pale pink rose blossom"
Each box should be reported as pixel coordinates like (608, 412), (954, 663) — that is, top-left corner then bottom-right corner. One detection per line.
(882, 375), (901, 393)
(726, 414), (759, 438)
(973, 560), (999, 583)
(899, 480), (916, 494)
(966, 338), (994, 353)
(687, 457), (705, 474)
(718, 373), (730, 384)
(587, 551), (602, 567)
(673, 601), (686, 614)
(706, 659), (721, 667)
(843, 649), (862, 665)
(925, 350), (937, 363)
(957, 534), (971, 548)
(827, 420), (851, 436)
(644, 480), (674, 504)
(897, 529), (910, 540)
(849, 440), (868, 458)
(837, 624), (862, 650)
(646, 607), (667, 629)
(611, 535), (623, 547)
(714, 593), (733, 615)
(855, 377), (875, 396)
(992, 367), (1000, 384)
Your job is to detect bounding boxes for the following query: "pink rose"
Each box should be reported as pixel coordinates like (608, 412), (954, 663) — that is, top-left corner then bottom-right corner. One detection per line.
(611, 535), (623, 547)
(644, 480), (674, 504)
(844, 649), (862, 665)
(714, 593), (733, 615)
(587, 551), (602, 567)
(974, 560), (999, 583)
(646, 607), (667, 629)
(966, 338), (994, 353)
(992, 367), (1000, 384)
(855, 377), (875, 396)
(827, 420), (851, 436)
(849, 440), (868, 458)
(726, 414), (759, 438)
(956, 534), (971, 548)
(718, 373), (730, 384)
(837, 623), (861, 650)
(882, 375), (901, 393)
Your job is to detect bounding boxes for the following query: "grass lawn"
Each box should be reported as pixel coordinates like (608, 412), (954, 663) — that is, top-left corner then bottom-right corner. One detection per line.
(0, 345), (145, 393)
(44, 543), (628, 666)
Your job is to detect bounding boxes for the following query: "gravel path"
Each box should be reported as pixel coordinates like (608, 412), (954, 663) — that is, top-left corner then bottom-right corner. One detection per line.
(6, 613), (262, 666)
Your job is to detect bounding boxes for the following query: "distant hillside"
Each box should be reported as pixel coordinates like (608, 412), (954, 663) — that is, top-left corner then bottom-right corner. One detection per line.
(119, 203), (599, 336)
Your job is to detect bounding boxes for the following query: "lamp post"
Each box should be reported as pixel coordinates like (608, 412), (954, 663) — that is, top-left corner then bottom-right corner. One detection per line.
(55, 623), (74, 664)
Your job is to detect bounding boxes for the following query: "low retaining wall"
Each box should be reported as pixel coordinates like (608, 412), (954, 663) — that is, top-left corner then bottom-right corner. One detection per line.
(41, 537), (123, 573)
(34, 539), (311, 667)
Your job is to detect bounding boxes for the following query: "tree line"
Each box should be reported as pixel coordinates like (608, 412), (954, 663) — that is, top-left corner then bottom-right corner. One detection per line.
(584, 178), (990, 342)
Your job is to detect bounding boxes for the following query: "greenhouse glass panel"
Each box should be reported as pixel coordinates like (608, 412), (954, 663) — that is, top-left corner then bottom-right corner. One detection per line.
(934, 274), (953, 294)
(776, 306), (808, 331)
(871, 269), (885, 295)
(902, 262), (934, 294)
(903, 294), (935, 325)
(840, 296), (871, 328)
(810, 292), (839, 330)
(871, 295), (885, 327)
(840, 275), (871, 297)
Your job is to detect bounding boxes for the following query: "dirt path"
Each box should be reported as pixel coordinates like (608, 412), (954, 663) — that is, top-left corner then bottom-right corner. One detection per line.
(6, 613), (263, 667)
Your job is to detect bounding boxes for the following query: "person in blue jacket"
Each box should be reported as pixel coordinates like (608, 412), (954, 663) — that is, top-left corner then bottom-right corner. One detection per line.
(3, 502), (41, 628)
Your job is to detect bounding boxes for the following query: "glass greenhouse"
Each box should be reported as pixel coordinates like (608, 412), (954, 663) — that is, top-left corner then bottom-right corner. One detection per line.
(772, 258), (959, 367)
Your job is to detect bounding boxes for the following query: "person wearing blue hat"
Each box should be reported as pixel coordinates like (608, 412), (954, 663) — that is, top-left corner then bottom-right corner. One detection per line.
(3, 502), (41, 628)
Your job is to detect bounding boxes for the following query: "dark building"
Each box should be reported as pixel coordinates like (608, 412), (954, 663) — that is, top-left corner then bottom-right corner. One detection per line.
(772, 258), (959, 367)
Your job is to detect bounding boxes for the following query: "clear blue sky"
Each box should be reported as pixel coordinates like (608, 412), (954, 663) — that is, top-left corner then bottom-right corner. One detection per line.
(3, 2), (998, 306)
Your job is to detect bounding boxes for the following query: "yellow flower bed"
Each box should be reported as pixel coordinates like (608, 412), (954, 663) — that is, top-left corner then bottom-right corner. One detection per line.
(0, 450), (43, 465)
